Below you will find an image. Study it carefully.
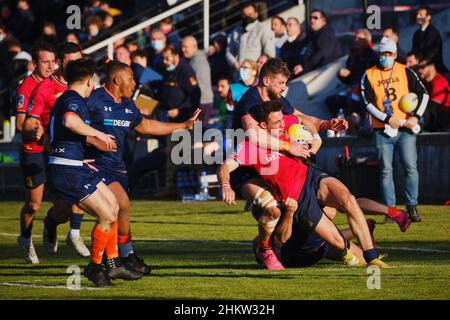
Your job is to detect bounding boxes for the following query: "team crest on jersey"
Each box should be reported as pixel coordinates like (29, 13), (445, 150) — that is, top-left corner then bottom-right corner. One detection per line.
(68, 103), (78, 111)
(16, 94), (24, 107)
(225, 103), (234, 112)
(26, 99), (34, 112)
(189, 77), (198, 86)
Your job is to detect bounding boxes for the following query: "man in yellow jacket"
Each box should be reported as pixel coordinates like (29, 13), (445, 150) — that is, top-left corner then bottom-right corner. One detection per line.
(361, 37), (429, 222)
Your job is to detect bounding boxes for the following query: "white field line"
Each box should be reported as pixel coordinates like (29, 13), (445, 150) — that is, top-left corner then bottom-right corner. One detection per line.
(0, 282), (101, 290)
(1, 232), (449, 254)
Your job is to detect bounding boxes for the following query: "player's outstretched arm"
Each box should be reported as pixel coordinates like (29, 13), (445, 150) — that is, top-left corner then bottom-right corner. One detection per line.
(22, 116), (44, 142)
(134, 108), (201, 135)
(63, 113), (115, 150)
(292, 108), (348, 133)
(217, 159), (239, 205)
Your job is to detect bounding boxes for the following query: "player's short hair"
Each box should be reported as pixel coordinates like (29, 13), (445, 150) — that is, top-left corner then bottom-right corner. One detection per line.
(163, 44), (180, 56)
(217, 76), (230, 84)
(407, 51), (423, 60)
(30, 41), (57, 62)
(384, 26), (399, 37)
(131, 49), (147, 59)
(418, 5), (432, 16)
(65, 58), (96, 85)
(105, 60), (130, 82)
(259, 58), (290, 82)
(57, 42), (82, 61)
(242, 1), (257, 11)
(418, 54), (435, 67)
(251, 101), (284, 123)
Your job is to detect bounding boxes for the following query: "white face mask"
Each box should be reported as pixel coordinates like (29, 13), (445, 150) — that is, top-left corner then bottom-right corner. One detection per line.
(287, 35), (297, 43)
(239, 68), (252, 82)
(0, 33), (5, 42)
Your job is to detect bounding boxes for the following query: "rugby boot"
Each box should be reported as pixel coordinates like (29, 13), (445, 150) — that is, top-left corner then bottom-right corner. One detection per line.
(18, 235), (39, 264)
(121, 253), (152, 274)
(84, 262), (112, 287)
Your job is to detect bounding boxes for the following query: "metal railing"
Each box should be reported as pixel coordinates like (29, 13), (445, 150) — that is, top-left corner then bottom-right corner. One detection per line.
(83, 0), (209, 59)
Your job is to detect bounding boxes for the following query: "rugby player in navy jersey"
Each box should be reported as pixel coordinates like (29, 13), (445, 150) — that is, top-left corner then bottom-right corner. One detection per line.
(85, 61), (200, 274)
(47, 59), (142, 287)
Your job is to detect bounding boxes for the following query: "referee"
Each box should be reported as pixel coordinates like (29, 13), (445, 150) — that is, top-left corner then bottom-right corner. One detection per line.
(361, 37), (429, 222)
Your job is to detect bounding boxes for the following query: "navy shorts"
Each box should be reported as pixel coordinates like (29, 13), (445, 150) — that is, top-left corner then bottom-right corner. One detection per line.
(47, 164), (103, 206)
(230, 166), (260, 193)
(295, 167), (329, 231)
(280, 242), (330, 268)
(20, 151), (47, 189)
(97, 166), (129, 192)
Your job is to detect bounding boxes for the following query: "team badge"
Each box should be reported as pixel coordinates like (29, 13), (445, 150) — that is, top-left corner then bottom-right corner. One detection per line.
(189, 77), (198, 86)
(16, 94), (24, 108)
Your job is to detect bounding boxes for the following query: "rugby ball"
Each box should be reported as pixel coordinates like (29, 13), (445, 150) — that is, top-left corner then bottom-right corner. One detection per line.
(288, 124), (313, 144)
(399, 93), (418, 114)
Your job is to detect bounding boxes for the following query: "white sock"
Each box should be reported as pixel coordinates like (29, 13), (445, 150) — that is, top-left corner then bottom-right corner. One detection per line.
(69, 228), (80, 238)
(119, 241), (134, 258)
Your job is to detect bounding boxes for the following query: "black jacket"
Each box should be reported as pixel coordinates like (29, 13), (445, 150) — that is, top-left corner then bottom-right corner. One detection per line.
(412, 23), (448, 73)
(340, 46), (378, 87)
(302, 25), (342, 73)
(280, 33), (309, 71)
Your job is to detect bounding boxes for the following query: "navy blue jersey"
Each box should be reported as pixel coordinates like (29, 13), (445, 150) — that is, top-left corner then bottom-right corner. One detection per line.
(85, 87), (144, 170)
(232, 86), (295, 130)
(49, 90), (90, 162)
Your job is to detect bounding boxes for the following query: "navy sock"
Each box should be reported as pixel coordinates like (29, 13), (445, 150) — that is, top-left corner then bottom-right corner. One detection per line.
(363, 248), (379, 263)
(20, 217), (33, 238)
(70, 213), (84, 230)
(45, 208), (58, 240)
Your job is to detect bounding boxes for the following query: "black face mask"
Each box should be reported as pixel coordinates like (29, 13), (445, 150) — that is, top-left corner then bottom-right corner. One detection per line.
(242, 16), (257, 29)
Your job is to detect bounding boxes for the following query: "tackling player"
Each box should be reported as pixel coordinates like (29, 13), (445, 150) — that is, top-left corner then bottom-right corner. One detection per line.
(85, 61), (201, 274)
(15, 41), (56, 264)
(20, 42), (89, 262)
(48, 58), (142, 287)
(218, 101), (392, 269)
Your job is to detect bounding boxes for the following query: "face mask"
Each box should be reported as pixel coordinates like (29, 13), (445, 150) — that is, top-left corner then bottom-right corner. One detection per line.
(242, 17), (257, 28)
(239, 68), (252, 82)
(287, 35), (297, 43)
(90, 30), (99, 37)
(417, 17), (427, 24)
(166, 63), (176, 72)
(151, 40), (164, 51)
(379, 56), (395, 69)
(0, 34), (4, 42)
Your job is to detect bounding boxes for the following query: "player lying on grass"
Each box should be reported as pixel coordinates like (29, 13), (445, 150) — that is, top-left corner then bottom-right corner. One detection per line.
(218, 101), (391, 270)
(250, 196), (410, 268)
(19, 42), (91, 263)
(81, 60), (200, 274)
(47, 59), (142, 287)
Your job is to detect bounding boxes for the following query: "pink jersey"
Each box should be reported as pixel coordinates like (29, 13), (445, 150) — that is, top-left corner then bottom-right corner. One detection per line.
(231, 115), (308, 202)
(24, 74), (67, 153)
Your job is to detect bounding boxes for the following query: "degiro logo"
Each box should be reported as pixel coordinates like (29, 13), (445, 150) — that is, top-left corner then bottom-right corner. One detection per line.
(103, 119), (131, 127)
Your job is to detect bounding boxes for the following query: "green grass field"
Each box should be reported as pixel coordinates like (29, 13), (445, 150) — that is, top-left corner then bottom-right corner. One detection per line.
(0, 200), (449, 299)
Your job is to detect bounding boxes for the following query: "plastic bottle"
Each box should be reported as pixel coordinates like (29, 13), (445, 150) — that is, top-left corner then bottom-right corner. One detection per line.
(198, 170), (210, 201)
(336, 108), (347, 137)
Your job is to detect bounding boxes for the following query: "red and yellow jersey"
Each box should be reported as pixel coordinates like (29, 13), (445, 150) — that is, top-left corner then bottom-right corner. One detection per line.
(23, 74), (67, 153)
(230, 115), (308, 202)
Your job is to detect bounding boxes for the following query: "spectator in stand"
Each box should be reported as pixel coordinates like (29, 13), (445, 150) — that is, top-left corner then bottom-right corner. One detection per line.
(131, 49), (161, 98)
(159, 17), (181, 49)
(224, 59), (258, 129)
(124, 38), (139, 54)
(417, 56), (450, 132)
(148, 29), (167, 74)
(114, 44), (132, 66)
(293, 9), (341, 77)
(326, 28), (378, 122)
(8, 0), (35, 48)
(216, 77), (231, 129)
(66, 32), (80, 45)
(280, 17), (308, 73)
(41, 22), (57, 45)
(413, 6), (448, 74)
(0, 24), (17, 88)
(382, 27), (406, 64)
(271, 16), (287, 58)
(257, 53), (270, 73)
(406, 51), (422, 68)
(226, 2), (275, 80)
(99, 10), (114, 31)
(208, 33), (231, 85)
(158, 45), (201, 122)
(85, 15), (103, 41)
(181, 36), (214, 125)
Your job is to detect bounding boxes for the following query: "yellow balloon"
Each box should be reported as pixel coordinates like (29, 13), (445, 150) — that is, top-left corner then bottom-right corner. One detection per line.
(288, 124), (313, 144)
